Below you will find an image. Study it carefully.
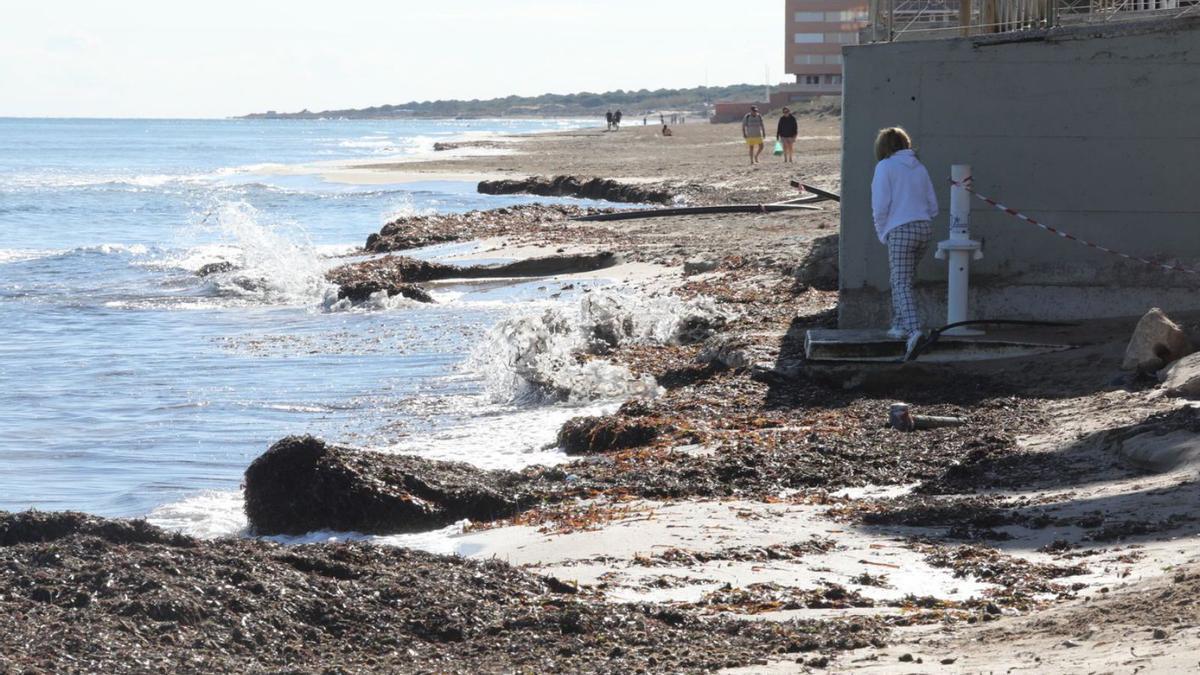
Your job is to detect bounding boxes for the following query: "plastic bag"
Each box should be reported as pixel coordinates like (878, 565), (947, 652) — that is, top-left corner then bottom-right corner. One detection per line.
(773, 140), (783, 156)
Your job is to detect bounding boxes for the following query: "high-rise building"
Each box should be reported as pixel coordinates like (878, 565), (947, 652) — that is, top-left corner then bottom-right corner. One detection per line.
(785, 0), (870, 95)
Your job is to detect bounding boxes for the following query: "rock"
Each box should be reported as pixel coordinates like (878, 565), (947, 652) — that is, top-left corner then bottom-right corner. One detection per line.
(1153, 627), (1169, 640)
(243, 436), (533, 535)
(1122, 308), (1191, 371)
(196, 261), (235, 277)
(1117, 429), (1200, 472)
(1161, 353), (1200, 397)
(792, 234), (838, 291)
(557, 415), (661, 455)
(683, 257), (719, 276)
(478, 175), (674, 205)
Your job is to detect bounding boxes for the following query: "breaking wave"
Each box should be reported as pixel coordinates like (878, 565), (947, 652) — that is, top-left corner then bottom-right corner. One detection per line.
(186, 201), (338, 306)
(471, 290), (730, 404)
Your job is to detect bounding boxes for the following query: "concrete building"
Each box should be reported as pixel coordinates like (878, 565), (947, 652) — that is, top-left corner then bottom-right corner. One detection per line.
(710, 101), (771, 124)
(785, 0), (870, 96)
(837, 17), (1200, 328)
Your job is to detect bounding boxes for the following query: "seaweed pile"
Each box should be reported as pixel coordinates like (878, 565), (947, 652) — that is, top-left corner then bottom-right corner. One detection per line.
(363, 204), (611, 253)
(0, 511), (885, 673)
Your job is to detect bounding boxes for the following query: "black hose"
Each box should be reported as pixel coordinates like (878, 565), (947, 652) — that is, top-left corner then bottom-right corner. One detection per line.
(905, 319), (1078, 362)
(574, 202), (821, 222)
(789, 181), (841, 203)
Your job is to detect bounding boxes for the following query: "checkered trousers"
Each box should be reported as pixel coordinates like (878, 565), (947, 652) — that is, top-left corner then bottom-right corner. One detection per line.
(886, 220), (933, 333)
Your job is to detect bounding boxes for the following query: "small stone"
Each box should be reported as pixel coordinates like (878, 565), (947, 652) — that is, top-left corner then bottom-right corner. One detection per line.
(898, 653), (914, 662)
(1153, 628), (1169, 640)
(683, 257), (719, 275)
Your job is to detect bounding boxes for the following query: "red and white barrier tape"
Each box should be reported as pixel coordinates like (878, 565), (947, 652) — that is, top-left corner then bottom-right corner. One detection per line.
(949, 178), (1200, 277)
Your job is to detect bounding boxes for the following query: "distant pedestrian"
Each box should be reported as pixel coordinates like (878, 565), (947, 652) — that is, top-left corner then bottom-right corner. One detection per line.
(605, 110), (613, 131)
(660, 113), (665, 125)
(643, 117), (647, 125)
(871, 126), (939, 354)
(776, 107), (798, 163)
(613, 110), (623, 130)
(742, 106), (766, 165)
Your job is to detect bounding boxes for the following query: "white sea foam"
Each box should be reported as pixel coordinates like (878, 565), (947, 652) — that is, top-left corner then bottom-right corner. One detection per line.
(471, 290), (729, 404)
(148, 490), (471, 554)
(382, 399), (615, 471)
(146, 490), (249, 539)
(321, 288), (426, 313)
(0, 169), (214, 192)
(86, 243), (150, 256)
(0, 248), (57, 264)
(192, 201), (338, 305)
(381, 193), (435, 223)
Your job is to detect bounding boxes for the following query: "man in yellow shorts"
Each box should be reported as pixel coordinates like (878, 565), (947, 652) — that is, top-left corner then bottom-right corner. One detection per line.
(742, 105), (767, 165)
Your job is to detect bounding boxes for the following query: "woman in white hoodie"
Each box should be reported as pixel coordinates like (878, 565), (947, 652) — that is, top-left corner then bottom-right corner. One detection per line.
(870, 127), (939, 351)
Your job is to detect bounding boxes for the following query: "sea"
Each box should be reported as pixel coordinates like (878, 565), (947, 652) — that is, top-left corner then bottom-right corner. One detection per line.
(0, 116), (644, 543)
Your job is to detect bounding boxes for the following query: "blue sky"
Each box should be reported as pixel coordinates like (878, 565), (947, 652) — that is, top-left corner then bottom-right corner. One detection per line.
(0, 1), (784, 118)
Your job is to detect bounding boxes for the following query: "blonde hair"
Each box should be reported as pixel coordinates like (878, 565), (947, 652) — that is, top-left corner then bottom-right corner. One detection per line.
(874, 127), (913, 161)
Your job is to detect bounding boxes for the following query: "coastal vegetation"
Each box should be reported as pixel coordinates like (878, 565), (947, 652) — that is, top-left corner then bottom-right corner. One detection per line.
(240, 83), (776, 119)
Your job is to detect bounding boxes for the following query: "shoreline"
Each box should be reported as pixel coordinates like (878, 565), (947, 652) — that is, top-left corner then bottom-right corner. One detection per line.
(7, 113), (1200, 673)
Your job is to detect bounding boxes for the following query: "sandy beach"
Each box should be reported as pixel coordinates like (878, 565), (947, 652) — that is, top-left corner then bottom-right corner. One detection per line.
(6, 113), (1200, 674)
(327, 115), (1200, 672)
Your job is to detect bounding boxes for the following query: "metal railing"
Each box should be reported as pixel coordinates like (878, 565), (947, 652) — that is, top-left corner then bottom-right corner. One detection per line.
(867, 0), (1200, 41)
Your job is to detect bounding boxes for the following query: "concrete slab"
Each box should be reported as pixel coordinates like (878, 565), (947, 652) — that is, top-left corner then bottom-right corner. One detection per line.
(804, 328), (1073, 363)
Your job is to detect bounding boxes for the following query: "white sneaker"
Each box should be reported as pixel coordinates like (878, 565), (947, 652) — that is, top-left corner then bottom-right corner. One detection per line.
(905, 330), (927, 360)
(887, 327), (907, 339)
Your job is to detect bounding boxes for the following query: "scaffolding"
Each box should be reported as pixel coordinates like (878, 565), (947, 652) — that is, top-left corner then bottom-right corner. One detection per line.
(868, 0), (1200, 41)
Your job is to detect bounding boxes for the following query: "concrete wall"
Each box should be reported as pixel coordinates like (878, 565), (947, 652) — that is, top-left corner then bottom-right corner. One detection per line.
(839, 18), (1200, 328)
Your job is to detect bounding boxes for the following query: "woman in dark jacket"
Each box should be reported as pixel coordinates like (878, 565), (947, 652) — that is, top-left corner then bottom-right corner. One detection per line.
(775, 107), (799, 163)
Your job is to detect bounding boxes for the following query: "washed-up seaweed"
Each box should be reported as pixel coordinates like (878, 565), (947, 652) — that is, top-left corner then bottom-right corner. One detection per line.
(0, 511), (888, 674)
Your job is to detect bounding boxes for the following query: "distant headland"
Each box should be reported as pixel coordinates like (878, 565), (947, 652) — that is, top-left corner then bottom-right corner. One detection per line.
(238, 84), (772, 119)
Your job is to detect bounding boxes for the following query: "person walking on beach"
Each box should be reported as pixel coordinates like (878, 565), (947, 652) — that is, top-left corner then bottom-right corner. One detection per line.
(775, 107), (798, 163)
(613, 110), (623, 130)
(742, 106), (766, 165)
(871, 127), (939, 355)
(605, 111), (613, 131)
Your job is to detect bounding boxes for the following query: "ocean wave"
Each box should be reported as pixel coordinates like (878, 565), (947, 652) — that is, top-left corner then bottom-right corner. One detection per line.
(169, 201), (338, 306)
(469, 290), (728, 405)
(2, 243), (155, 265)
(0, 170), (215, 192)
(0, 248), (58, 264)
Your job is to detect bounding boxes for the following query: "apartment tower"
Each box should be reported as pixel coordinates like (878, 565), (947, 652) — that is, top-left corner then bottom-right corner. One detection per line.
(785, 0), (870, 95)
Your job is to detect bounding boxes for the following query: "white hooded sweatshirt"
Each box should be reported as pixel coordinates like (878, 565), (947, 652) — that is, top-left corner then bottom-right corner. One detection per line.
(871, 149), (939, 244)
